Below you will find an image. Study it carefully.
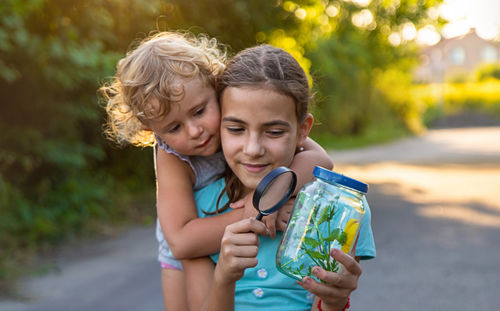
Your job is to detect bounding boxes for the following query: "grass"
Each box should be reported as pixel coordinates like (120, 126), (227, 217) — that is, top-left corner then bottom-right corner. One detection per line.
(312, 123), (411, 150)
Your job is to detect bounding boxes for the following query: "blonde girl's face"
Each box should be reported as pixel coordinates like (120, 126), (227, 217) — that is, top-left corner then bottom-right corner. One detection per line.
(144, 78), (221, 156)
(220, 86), (308, 192)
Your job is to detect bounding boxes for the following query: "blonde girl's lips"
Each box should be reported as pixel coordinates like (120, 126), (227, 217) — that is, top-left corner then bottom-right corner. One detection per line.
(196, 136), (212, 149)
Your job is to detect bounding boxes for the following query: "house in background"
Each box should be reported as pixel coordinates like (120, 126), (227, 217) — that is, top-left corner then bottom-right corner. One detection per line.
(414, 30), (500, 83)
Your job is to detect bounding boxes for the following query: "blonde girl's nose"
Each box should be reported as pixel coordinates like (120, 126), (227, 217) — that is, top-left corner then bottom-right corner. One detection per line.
(185, 120), (203, 138)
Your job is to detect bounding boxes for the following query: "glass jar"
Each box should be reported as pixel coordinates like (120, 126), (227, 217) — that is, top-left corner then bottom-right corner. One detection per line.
(276, 166), (368, 281)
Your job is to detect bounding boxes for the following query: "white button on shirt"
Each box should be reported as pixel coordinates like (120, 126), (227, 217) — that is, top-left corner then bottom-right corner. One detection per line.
(253, 288), (264, 298)
(257, 268), (268, 279)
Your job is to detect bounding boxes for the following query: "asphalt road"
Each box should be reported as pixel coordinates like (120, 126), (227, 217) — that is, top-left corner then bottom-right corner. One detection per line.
(2, 126), (500, 311)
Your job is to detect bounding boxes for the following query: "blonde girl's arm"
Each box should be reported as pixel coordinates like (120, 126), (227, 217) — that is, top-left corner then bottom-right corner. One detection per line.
(182, 257), (216, 311)
(273, 137), (333, 232)
(156, 148), (243, 260)
(292, 137), (333, 192)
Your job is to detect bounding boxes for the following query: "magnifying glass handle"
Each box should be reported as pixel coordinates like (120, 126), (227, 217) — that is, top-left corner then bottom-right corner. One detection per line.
(255, 213), (263, 221)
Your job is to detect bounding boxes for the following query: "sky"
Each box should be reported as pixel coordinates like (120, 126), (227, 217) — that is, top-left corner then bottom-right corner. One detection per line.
(402, 0), (500, 45)
(439, 0), (500, 40)
(348, 0), (500, 46)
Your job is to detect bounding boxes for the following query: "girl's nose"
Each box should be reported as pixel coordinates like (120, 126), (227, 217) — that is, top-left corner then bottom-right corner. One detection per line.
(187, 121), (203, 139)
(243, 134), (264, 157)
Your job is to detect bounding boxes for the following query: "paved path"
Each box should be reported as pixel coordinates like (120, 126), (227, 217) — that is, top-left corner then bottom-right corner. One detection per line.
(1, 126), (499, 311)
(333, 127), (500, 310)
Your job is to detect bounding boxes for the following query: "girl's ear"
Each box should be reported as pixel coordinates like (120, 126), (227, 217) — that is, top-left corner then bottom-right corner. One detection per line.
(297, 113), (314, 147)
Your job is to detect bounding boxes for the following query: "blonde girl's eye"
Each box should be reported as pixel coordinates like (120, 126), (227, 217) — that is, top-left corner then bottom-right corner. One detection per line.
(167, 124), (181, 134)
(194, 106), (205, 117)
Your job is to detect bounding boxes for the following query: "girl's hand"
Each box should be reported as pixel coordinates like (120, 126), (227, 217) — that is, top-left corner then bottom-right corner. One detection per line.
(230, 191), (279, 239)
(275, 198), (294, 232)
(297, 248), (362, 311)
(214, 218), (269, 286)
(230, 192), (256, 217)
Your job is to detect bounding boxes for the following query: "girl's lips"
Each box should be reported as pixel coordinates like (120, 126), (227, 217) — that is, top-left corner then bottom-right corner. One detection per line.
(196, 136), (212, 149)
(243, 163), (268, 173)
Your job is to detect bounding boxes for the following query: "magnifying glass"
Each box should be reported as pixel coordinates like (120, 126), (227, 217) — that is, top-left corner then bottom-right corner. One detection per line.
(252, 166), (297, 221)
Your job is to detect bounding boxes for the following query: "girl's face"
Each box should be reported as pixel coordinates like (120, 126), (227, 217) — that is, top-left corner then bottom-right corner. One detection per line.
(221, 86), (310, 192)
(144, 78), (221, 156)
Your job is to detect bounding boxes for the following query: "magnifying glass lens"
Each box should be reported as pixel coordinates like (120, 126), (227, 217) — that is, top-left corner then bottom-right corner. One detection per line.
(253, 167), (297, 220)
(259, 173), (294, 212)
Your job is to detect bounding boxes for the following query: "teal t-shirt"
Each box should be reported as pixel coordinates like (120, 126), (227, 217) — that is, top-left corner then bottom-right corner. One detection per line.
(195, 178), (376, 311)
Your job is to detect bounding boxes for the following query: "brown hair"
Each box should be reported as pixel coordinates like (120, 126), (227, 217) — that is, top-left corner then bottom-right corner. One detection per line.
(100, 32), (226, 147)
(213, 44), (312, 214)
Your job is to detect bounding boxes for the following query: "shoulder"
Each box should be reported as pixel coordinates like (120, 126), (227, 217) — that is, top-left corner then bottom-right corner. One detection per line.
(156, 146), (195, 186)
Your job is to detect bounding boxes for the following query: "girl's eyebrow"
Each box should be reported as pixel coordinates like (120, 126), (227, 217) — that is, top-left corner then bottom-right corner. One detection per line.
(189, 98), (208, 113)
(222, 116), (291, 128)
(222, 116), (245, 124)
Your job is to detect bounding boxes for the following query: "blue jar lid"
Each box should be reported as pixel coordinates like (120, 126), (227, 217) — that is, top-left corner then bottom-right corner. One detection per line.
(313, 166), (368, 194)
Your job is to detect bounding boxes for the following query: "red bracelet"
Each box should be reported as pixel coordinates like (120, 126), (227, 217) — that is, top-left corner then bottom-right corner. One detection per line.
(317, 296), (350, 311)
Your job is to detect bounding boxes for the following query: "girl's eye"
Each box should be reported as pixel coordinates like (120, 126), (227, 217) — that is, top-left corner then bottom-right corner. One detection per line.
(167, 124), (181, 133)
(225, 126), (244, 134)
(194, 106), (205, 116)
(267, 129), (285, 137)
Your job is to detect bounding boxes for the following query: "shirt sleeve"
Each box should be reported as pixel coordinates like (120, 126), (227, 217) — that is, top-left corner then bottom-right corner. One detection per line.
(355, 196), (376, 260)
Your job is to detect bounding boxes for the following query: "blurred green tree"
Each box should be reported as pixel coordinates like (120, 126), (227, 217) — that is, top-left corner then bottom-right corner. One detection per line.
(161, 0), (443, 138)
(0, 0), (163, 281)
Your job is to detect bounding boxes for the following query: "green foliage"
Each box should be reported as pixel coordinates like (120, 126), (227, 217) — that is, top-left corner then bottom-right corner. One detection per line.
(475, 63), (500, 81)
(413, 80), (500, 125)
(0, 0), (159, 283)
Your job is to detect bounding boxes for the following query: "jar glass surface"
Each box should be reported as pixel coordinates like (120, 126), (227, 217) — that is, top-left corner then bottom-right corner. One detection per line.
(276, 177), (366, 281)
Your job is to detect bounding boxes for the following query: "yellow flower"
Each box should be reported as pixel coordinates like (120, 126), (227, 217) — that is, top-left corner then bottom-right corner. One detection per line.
(341, 219), (359, 253)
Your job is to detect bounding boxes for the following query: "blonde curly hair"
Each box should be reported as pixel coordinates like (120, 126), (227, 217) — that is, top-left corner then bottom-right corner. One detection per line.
(100, 32), (227, 147)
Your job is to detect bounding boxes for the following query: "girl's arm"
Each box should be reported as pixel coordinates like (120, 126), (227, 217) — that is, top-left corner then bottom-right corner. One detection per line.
(156, 149), (243, 259)
(196, 218), (268, 311)
(272, 137), (333, 232)
(292, 137), (333, 193)
(182, 257), (215, 311)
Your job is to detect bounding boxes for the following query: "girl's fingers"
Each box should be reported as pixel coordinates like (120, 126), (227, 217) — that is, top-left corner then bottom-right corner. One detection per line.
(229, 199), (245, 209)
(297, 249), (362, 306)
(262, 213), (277, 239)
(220, 244), (259, 259)
(331, 248), (362, 277)
(297, 276), (349, 302)
(226, 218), (269, 236)
(223, 232), (260, 247)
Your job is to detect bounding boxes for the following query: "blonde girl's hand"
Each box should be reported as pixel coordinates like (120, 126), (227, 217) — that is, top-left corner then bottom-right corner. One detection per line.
(297, 248), (362, 311)
(275, 197), (295, 232)
(214, 218), (269, 286)
(230, 191), (257, 217)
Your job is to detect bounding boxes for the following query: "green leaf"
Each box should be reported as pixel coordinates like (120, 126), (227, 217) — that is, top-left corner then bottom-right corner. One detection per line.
(303, 237), (320, 248)
(317, 206), (331, 225)
(325, 228), (341, 242)
(338, 232), (347, 245)
(308, 250), (327, 260)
